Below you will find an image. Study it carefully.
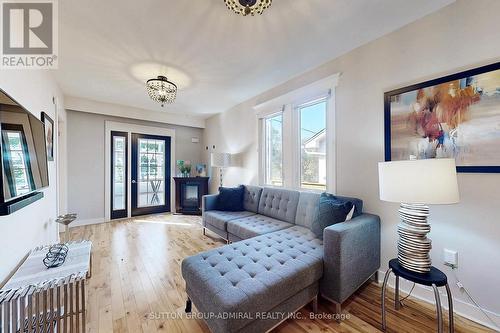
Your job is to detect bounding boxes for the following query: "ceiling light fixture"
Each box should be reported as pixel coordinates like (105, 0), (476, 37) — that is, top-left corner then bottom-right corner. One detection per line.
(146, 75), (177, 107)
(224, 0), (272, 16)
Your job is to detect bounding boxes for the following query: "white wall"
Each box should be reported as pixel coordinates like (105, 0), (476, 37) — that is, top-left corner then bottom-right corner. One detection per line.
(66, 110), (204, 224)
(204, 99), (259, 193)
(203, 0), (500, 328)
(0, 71), (65, 284)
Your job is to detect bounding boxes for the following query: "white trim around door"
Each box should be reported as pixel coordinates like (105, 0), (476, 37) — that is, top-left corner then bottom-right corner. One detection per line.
(104, 121), (176, 221)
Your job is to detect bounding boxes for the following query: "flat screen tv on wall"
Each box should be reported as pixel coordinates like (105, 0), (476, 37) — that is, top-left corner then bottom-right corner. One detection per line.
(0, 89), (49, 215)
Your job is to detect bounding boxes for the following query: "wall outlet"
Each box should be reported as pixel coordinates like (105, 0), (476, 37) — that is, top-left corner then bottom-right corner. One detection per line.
(444, 249), (458, 268)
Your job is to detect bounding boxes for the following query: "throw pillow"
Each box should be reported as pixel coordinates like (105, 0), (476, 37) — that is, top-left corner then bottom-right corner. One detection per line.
(311, 193), (354, 239)
(216, 185), (245, 211)
(345, 205), (355, 221)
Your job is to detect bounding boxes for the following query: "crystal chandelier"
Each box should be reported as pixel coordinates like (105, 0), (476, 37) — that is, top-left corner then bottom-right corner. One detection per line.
(224, 0), (272, 16)
(146, 75), (177, 107)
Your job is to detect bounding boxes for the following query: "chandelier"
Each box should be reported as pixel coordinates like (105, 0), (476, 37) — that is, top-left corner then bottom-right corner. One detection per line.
(146, 75), (177, 107)
(224, 0), (272, 16)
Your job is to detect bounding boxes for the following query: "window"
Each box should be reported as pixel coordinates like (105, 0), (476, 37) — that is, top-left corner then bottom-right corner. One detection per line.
(258, 94), (333, 191)
(264, 113), (283, 186)
(257, 73), (337, 192)
(1, 128), (34, 198)
(298, 100), (327, 190)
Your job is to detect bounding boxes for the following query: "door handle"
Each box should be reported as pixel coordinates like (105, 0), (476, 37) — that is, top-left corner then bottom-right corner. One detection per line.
(132, 180), (137, 184)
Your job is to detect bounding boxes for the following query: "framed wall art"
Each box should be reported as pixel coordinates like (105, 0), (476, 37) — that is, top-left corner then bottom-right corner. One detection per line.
(41, 112), (54, 161)
(384, 62), (500, 173)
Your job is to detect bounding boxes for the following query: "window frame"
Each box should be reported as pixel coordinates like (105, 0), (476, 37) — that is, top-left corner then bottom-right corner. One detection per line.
(295, 97), (328, 191)
(261, 111), (284, 187)
(255, 73), (339, 193)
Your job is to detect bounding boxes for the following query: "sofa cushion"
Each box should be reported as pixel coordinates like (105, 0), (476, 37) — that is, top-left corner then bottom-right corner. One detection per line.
(227, 214), (293, 240)
(311, 193), (354, 239)
(243, 185), (263, 213)
(181, 226), (323, 333)
(204, 210), (256, 231)
(258, 188), (300, 223)
(216, 185), (245, 211)
(295, 192), (320, 229)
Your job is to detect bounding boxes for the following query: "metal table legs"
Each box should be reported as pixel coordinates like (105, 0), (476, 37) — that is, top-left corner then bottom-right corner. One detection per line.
(432, 284), (444, 333)
(395, 275), (400, 310)
(381, 268), (392, 330)
(381, 269), (454, 333)
(445, 283), (454, 332)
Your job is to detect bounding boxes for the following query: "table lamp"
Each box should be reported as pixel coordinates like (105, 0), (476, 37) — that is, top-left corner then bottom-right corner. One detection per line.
(378, 158), (459, 273)
(211, 152), (231, 187)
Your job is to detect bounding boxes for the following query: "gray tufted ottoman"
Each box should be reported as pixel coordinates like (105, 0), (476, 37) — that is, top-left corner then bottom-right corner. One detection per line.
(181, 226), (323, 333)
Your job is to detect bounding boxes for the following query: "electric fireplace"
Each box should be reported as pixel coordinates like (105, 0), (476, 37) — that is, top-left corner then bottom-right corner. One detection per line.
(173, 177), (209, 215)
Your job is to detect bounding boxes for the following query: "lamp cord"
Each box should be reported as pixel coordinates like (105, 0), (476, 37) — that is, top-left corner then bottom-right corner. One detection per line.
(396, 269), (499, 330)
(399, 283), (415, 306)
(450, 267), (500, 330)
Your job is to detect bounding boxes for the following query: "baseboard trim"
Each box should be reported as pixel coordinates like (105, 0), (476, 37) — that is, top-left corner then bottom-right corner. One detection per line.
(377, 269), (500, 332)
(69, 217), (106, 228)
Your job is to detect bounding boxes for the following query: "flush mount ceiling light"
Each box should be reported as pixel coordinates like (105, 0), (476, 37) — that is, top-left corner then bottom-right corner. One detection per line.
(146, 75), (177, 107)
(224, 0), (272, 16)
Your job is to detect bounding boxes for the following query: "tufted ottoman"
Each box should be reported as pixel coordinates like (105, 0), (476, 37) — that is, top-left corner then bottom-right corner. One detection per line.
(181, 226), (323, 333)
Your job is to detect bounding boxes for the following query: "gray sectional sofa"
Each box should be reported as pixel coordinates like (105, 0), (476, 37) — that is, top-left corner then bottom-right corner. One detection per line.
(181, 186), (380, 333)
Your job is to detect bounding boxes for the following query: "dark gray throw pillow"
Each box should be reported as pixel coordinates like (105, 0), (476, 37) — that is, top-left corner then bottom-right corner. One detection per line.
(216, 185), (245, 211)
(311, 193), (354, 239)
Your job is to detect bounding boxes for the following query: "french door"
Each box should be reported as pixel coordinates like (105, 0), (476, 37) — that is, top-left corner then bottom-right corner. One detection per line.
(131, 133), (171, 216)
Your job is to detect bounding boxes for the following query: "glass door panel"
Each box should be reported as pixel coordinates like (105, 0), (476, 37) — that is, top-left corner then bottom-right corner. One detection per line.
(111, 131), (128, 219)
(131, 133), (171, 216)
(137, 138), (165, 207)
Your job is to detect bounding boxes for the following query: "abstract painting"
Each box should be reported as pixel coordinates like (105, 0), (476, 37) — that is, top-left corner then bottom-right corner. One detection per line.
(385, 62), (500, 172)
(195, 164), (207, 177)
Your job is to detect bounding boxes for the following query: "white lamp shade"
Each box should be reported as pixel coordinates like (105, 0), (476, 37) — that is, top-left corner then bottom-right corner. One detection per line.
(378, 158), (459, 204)
(211, 152), (231, 168)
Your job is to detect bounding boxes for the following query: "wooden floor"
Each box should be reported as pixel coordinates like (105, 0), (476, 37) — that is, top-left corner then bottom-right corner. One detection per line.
(67, 214), (493, 333)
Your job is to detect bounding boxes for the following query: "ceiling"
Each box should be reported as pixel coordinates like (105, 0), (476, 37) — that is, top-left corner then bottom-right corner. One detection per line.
(56, 0), (454, 118)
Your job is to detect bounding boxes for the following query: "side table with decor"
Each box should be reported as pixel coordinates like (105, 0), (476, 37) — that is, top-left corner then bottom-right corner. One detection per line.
(0, 240), (92, 333)
(381, 258), (454, 333)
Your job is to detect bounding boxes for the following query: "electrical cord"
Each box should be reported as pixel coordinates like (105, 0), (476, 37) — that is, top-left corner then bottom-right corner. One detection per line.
(399, 282), (415, 306)
(450, 266), (500, 331)
(394, 267), (499, 330)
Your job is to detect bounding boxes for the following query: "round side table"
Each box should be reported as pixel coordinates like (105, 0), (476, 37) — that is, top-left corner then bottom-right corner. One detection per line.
(381, 258), (454, 333)
(55, 213), (78, 243)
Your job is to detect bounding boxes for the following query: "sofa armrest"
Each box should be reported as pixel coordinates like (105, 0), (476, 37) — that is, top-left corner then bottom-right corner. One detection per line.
(320, 213), (381, 304)
(202, 194), (219, 213)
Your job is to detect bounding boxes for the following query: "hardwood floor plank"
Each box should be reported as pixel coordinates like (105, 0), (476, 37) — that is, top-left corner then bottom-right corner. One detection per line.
(66, 213), (495, 333)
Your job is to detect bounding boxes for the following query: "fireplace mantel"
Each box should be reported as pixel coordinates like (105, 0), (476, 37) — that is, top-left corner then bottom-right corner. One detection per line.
(173, 177), (209, 215)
